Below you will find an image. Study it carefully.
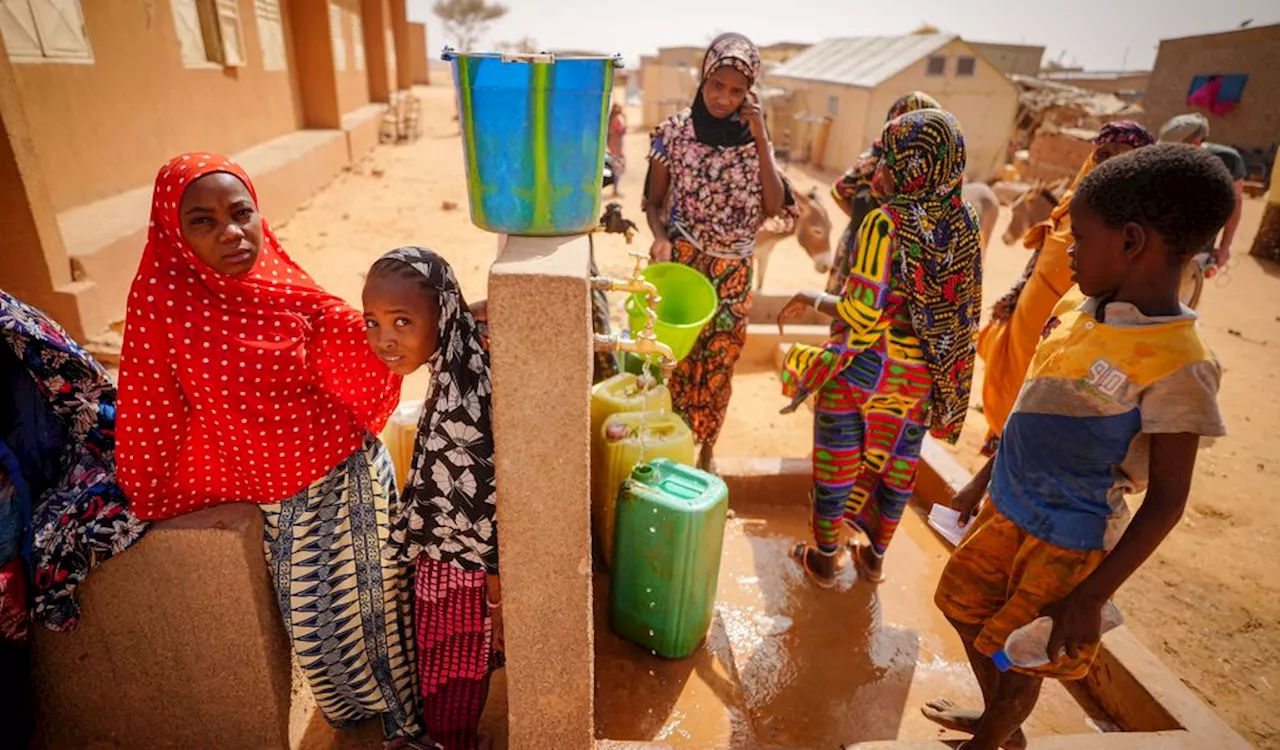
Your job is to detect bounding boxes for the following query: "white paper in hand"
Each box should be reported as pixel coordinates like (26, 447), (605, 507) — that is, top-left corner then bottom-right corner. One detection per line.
(928, 504), (970, 547)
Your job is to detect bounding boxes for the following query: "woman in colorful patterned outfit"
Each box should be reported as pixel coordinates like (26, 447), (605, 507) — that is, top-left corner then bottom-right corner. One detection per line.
(116, 154), (429, 749)
(778, 109), (983, 586)
(362, 247), (500, 750)
(643, 32), (797, 470)
(1, 290), (148, 746)
(977, 121), (1154, 456)
(827, 91), (941, 296)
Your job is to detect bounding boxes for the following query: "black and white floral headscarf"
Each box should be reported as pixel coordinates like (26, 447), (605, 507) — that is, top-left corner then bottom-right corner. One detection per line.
(378, 248), (497, 573)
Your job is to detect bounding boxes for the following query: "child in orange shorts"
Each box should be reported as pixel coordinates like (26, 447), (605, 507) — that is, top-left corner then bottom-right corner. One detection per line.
(928, 144), (1237, 750)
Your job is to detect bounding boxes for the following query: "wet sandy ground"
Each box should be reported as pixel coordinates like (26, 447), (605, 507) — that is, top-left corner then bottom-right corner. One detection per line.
(595, 504), (1112, 748)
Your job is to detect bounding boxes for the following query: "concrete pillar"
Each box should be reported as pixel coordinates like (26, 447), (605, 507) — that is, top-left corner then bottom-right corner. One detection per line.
(33, 505), (294, 749)
(288, 0), (343, 129)
(390, 0), (412, 91)
(0, 42), (96, 339)
(488, 235), (595, 750)
(361, 0), (393, 102)
(409, 22), (430, 85)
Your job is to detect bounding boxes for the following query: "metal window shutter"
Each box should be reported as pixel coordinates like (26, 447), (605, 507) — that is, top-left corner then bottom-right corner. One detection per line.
(170, 0), (208, 65)
(329, 2), (345, 71)
(253, 0), (285, 71)
(0, 0), (42, 59)
(29, 0), (91, 59)
(214, 0), (245, 66)
(350, 10), (363, 72)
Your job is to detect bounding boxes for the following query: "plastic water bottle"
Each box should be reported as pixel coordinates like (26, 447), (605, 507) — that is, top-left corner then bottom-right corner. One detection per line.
(991, 600), (1124, 672)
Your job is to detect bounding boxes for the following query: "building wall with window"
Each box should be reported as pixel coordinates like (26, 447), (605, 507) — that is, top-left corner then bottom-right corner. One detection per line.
(2, 0), (305, 212)
(774, 84), (870, 169)
(870, 38), (1019, 181)
(0, 0), (411, 338)
(329, 0), (370, 114)
(1144, 24), (1280, 155)
(769, 37), (1017, 180)
(970, 42), (1044, 77)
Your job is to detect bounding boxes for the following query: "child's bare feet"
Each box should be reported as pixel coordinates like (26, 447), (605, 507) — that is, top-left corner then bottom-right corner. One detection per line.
(921, 699), (1027, 750)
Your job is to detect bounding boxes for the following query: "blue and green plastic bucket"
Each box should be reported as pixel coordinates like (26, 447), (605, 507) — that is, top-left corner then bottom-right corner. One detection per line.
(443, 49), (622, 236)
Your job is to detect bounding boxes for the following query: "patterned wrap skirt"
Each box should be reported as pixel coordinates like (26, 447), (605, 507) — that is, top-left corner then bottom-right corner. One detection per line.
(262, 437), (422, 740)
(667, 237), (753, 448)
(415, 558), (498, 750)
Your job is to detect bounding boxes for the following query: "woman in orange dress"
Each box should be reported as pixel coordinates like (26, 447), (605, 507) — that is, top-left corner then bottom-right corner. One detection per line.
(977, 121), (1154, 455)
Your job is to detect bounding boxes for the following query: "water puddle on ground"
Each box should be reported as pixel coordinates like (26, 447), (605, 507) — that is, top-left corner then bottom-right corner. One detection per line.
(594, 502), (1112, 748)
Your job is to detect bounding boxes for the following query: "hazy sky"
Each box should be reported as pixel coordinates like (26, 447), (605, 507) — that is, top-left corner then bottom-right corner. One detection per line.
(408, 0), (1279, 71)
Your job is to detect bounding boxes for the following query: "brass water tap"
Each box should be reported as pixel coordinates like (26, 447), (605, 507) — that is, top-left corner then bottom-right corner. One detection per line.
(589, 250), (676, 378)
(589, 275), (658, 299)
(589, 250), (658, 300)
(593, 333), (677, 379)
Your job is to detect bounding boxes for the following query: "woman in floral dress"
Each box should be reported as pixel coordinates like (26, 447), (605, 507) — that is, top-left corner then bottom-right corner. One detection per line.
(643, 32), (797, 470)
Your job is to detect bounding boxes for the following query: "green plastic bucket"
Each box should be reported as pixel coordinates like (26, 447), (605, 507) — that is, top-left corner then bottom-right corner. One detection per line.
(625, 262), (718, 362)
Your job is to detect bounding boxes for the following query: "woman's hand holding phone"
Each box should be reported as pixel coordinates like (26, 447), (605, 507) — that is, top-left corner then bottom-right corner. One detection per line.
(740, 92), (768, 144)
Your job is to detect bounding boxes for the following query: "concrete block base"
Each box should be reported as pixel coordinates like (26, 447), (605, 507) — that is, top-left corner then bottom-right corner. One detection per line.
(34, 505), (293, 749)
(489, 235), (595, 750)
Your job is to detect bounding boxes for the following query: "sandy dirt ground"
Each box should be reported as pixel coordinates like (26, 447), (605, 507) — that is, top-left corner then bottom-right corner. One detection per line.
(272, 82), (1278, 748)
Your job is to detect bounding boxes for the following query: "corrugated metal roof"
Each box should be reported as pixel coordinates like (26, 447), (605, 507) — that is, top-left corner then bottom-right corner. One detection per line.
(769, 35), (957, 88)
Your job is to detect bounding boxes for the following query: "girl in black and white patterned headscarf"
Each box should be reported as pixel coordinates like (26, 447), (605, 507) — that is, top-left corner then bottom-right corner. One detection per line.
(363, 246), (499, 750)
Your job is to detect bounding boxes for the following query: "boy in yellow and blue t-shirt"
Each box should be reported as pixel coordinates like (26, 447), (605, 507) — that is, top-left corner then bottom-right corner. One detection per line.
(928, 144), (1238, 750)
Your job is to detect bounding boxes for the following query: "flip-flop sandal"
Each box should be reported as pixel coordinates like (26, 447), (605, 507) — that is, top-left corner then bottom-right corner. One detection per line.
(849, 541), (886, 584)
(791, 542), (838, 590)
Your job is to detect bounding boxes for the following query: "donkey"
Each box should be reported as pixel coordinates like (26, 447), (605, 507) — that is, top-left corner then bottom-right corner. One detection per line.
(964, 182), (1000, 262)
(754, 187), (834, 290)
(1002, 179), (1069, 246)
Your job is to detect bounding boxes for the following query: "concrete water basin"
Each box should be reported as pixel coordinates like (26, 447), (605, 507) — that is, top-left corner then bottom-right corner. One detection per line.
(594, 496), (1108, 748)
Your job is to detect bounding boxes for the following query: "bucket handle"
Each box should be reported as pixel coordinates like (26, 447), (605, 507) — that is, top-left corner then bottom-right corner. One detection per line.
(440, 48), (557, 64)
(500, 51), (556, 64)
(441, 46), (625, 67)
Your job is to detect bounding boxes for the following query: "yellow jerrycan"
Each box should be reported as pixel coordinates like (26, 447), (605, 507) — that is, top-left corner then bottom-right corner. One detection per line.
(594, 411), (694, 567)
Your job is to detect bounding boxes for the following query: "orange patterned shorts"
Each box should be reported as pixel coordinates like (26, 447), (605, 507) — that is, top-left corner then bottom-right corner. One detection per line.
(934, 503), (1108, 680)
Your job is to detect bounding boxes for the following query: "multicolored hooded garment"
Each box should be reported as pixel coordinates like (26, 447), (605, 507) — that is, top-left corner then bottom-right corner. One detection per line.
(878, 109), (983, 443)
(827, 91), (943, 295)
(832, 92), (943, 206)
(1, 290), (147, 631)
(783, 109), (982, 445)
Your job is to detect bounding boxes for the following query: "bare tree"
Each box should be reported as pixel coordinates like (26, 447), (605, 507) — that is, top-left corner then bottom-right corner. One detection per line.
(497, 36), (538, 54)
(434, 0), (508, 52)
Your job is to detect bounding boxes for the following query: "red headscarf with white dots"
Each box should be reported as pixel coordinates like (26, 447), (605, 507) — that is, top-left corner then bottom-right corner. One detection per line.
(116, 152), (401, 519)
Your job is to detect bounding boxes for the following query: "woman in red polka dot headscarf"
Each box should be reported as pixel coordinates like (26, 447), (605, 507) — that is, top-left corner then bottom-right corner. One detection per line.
(116, 154), (433, 749)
